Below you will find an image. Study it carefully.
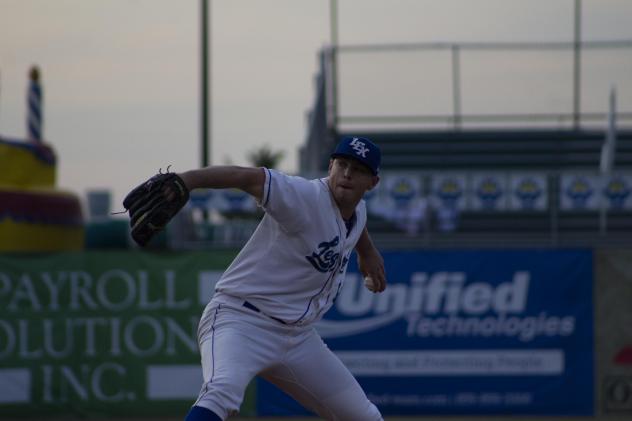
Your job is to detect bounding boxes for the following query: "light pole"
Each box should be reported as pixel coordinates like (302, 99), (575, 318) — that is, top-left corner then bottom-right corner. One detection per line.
(573, 0), (581, 129)
(201, 0), (210, 168)
(329, 0), (339, 138)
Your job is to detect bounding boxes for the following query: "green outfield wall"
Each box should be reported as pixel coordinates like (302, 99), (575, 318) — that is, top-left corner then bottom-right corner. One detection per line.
(0, 250), (250, 418)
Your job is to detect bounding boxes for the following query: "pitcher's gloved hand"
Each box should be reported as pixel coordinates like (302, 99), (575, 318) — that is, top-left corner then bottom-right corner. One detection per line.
(122, 170), (189, 246)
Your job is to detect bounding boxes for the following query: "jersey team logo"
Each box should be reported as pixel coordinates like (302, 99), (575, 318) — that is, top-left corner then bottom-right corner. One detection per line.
(350, 138), (369, 158)
(306, 236), (341, 273)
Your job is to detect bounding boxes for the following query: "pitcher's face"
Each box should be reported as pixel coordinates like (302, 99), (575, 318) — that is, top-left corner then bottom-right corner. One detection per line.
(328, 157), (378, 210)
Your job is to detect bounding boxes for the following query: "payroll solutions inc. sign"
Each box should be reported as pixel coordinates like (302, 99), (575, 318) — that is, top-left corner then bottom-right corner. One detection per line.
(0, 251), (239, 417)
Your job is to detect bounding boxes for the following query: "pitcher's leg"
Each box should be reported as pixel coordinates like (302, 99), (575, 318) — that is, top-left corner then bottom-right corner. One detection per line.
(193, 305), (274, 420)
(262, 330), (382, 421)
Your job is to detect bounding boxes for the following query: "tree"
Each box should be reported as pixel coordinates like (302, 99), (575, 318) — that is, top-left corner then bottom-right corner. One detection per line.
(247, 144), (285, 169)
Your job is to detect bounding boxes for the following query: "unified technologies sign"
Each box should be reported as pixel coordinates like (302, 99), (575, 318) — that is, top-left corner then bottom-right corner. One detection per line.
(259, 249), (594, 416)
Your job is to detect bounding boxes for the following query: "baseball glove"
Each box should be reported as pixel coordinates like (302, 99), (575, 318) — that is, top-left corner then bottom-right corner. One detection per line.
(122, 170), (189, 246)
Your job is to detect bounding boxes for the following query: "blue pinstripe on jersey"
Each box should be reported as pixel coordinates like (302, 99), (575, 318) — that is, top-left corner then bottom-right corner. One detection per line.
(263, 168), (272, 207)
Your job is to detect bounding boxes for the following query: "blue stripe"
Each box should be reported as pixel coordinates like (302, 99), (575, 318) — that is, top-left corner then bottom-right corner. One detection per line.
(28, 84), (43, 140)
(28, 124), (41, 140)
(210, 305), (220, 383)
(28, 106), (41, 119)
(263, 168), (272, 207)
(291, 269), (337, 324)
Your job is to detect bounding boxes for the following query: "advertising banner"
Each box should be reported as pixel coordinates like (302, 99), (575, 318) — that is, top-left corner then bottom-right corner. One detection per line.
(602, 174), (632, 210)
(430, 173), (467, 211)
(595, 249), (632, 416)
(470, 173), (507, 211)
(258, 249), (594, 416)
(377, 174), (428, 236)
(560, 174), (600, 210)
(0, 250), (243, 417)
(509, 173), (548, 211)
(560, 173), (632, 211)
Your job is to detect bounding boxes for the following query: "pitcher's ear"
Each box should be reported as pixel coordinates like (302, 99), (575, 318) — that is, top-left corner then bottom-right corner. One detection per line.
(368, 175), (379, 190)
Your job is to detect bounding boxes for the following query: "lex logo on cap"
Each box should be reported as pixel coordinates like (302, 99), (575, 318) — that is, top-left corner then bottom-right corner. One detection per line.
(350, 137), (370, 158)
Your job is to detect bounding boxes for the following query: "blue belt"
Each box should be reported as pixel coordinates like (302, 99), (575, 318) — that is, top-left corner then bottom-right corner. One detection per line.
(243, 301), (287, 325)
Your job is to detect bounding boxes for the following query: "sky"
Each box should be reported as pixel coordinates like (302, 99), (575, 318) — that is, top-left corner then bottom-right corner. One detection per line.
(1, 0), (631, 212)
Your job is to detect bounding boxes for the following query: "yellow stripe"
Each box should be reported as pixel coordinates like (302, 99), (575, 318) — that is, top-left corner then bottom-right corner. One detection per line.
(0, 142), (55, 188)
(0, 219), (84, 252)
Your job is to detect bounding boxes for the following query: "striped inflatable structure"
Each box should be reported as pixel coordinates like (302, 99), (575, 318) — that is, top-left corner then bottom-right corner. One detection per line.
(0, 137), (84, 251)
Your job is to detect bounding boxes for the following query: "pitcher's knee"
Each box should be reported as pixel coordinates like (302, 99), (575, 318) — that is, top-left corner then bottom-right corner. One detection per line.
(369, 402), (383, 420)
(354, 400), (382, 421)
(322, 390), (383, 421)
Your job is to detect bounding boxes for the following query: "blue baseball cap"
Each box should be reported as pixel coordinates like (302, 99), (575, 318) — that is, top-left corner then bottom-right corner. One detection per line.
(331, 136), (381, 175)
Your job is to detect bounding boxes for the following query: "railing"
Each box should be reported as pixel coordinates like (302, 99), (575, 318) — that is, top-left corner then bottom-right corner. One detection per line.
(327, 40), (632, 131)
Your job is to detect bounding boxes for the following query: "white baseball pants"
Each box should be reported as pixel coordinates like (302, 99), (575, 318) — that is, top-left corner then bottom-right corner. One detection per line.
(193, 296), (383, 420)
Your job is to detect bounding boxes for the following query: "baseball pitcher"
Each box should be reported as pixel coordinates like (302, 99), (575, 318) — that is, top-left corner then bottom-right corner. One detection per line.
(123, 136), (387, 420)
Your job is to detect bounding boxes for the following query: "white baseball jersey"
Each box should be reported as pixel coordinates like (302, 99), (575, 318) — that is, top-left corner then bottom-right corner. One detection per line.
(214, 168), (367, 325)
(193, 168), (383, 420)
